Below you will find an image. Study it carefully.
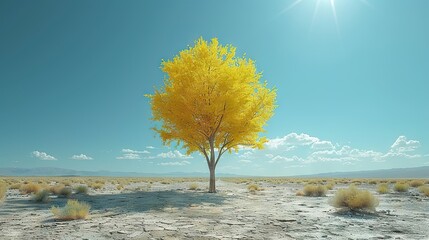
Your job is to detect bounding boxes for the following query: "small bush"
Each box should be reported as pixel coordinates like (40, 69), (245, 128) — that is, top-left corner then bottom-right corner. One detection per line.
(409, 180), (424, 188)
(20, 183), (42, 194)
(58, 187), (72, 198)
(325, 182), (335, 190)
(9, 183), (21, 190)
(394, 183), (409, 192)
(188, 183), (198, 190)
(330, 185), (379, 211)
(0, 181), (8, 202)
(418, 186), (429, 197)
(377, 183), (389, 194)
(51, 200), (90, 220)
(33, 190), (51, 203)
(49, 184), (66, 195)
(303, 185), (327, 197)
(74, 185), (88, 194)
(90, 183), (104, 190)
(247, 183), (262, 193)
(368, 180), (378, 185)
(116, 184), (124, 191)
(296, 190), (305, 196)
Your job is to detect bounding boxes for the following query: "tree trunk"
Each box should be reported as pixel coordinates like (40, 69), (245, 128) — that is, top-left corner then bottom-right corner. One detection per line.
(209, 165), (216, 193)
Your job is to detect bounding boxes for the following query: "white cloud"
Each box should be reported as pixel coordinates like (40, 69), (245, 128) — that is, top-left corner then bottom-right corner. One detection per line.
(239, 151), (253, 159)
(239, 159), (252, 163)
(146, 146), (155, 149)
(116, 153), (141, 160)
(158, 160), (191, 166)
(266, 133), (319, 149)
(269, 155), (301, 163)
(262, 133), (426, 165)
(390, 136), (420, 153)
(157, 150), (193, 159)
(122, 149), (150, 154)
(311, 140), (335, 150)
(71, 154), (93, 160)
(32, 151), (57, 161)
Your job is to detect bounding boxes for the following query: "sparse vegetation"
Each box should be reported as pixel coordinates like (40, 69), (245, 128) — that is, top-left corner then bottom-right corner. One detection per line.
(20, 183), (42, 194)
(74, 185), (88, 194)
(33, 190), (51, 203)
(377, 183), (389, 194)
(247, 183), (262, 193)
(188, 183), (199, 190)
(303, 185), (327, 197)
(418, 185), (429, 197)
(49, 184), (66, 195)
(394, 183), (409, 192)
(330, 185), (379, 212)
(0, 181), (8, 202)
(325, 182), (335, 190)
(58, 187), (72, 198)
(409, 180), (424, 188)
(51, 200), (90, 220)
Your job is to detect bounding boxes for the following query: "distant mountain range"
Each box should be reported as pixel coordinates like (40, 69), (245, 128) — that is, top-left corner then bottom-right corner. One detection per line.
(295, 166), (429, 179)
(0, 167), (239, 177)
(0, 166), (428, 178)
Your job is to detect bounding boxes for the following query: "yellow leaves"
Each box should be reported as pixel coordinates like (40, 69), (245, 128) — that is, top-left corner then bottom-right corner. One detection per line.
(147, 37), (276, 157)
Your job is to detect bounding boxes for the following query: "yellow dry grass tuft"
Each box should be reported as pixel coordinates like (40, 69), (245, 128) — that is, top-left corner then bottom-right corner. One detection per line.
(33, 189), (51, 203)
(303, 185), (327, 197)
(418, 185), (429, 197)
(247, 183), (262, 193)
(394, 183), (409, 192)
(409, 180), (424, 188)
(188, 183), (199, 191)
(20, 183), (42, 194)
(51, 200), (90, 221)
(377, 183), (389, 194)
(0, 181), (8, 202)
(330, 185), (379, 212)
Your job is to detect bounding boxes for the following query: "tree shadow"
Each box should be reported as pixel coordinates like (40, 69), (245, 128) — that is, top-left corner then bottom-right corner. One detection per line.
(0, 190), (229, 216)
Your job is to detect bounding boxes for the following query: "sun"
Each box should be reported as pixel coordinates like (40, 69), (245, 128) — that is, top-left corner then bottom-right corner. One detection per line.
(281, 0), (371, 36)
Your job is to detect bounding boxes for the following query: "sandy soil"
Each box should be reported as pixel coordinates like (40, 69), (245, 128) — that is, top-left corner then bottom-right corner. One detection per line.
(0, 180), (428, 240)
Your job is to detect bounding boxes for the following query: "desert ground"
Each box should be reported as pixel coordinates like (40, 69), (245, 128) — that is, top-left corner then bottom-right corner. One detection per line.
(0, 177), (428, 240)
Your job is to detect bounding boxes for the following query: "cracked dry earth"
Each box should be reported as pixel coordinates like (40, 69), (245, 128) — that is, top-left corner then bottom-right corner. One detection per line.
(0, 181), (428, 240)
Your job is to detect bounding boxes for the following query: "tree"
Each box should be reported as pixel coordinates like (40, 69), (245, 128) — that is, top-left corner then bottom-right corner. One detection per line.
(146, 37), (276, 193)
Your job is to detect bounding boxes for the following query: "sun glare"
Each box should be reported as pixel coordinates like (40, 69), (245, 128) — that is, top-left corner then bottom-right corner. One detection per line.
(282, 0), (371, 36)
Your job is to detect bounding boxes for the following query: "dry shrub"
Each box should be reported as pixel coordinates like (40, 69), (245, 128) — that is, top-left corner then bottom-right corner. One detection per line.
(51, 200), (90, 220)
(394, 183), (409, 192)
(90, 183), (104, 190)
(303, 185), (327, 197)
(247, 183), (262, 193)
(368, 180), (378, 185)
(330, 185), (379, 211)
(9, 183), (21, 190)
(377, 183), (389, 194)
(74, 185), (88, 194)
(418, 186), (429, 197)
(33, 190), (51, 203)
(409, 180), (424, 188)
(48, 184), (64, 195)
(116, 184), (124, 191)
(188, 183), (198, 190)
(20, 183), (42, 194)
(325, 182), (335, 190)
(58, 187), (72, 198)
(296, 190), (305, 196)
(0, 181), (8, 202)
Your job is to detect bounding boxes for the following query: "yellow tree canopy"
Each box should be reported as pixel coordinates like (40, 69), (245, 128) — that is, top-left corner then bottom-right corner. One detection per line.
(147, 37), (276, 167)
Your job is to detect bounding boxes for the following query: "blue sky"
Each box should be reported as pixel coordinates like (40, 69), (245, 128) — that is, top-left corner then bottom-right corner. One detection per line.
(1, 0), (428, 176)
